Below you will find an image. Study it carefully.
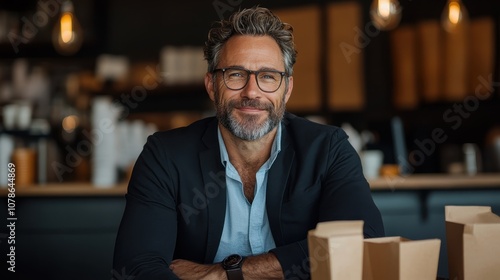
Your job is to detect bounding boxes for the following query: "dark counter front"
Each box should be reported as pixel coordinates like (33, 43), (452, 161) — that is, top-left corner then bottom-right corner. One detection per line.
(0, 184), (127, 280)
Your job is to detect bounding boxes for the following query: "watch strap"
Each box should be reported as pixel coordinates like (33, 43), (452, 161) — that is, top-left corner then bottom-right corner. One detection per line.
(225, 267), (244, 280)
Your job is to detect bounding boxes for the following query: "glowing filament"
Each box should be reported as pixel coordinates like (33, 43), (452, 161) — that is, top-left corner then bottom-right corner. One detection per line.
(60, 13), (74, 43)
(378, 0), (391, 18)
(448, 2), (462, 25)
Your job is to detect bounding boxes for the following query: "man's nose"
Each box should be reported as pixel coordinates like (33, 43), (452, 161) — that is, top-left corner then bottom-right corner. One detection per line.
(240, 74), (262, 99)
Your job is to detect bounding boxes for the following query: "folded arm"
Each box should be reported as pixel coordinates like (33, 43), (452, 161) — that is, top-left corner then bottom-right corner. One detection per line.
(170, 252), (283, 280)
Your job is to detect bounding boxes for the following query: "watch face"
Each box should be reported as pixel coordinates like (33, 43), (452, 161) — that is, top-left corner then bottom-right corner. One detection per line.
(223, 254), (242, 268)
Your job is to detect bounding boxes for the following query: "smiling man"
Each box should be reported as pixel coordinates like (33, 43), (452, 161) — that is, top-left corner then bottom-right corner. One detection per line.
(113, 7), (384, 280)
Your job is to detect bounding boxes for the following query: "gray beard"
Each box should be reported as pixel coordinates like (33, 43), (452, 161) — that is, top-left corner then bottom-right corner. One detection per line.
(215, 94), (285, 141)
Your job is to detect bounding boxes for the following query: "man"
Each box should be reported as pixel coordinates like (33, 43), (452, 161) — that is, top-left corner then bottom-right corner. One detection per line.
(113, 7), (384, 280)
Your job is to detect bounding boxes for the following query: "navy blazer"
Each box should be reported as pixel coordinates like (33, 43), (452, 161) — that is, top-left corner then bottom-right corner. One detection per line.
(113, 113), (384, 279)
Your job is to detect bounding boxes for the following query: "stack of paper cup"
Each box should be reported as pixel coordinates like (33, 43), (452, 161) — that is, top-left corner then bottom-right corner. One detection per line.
(160, 46), (206, 85)
(115, 121), (130, 172)
(115, 120), (158, 177)
(11, 148), (36, 187)
(0, 135), (14, 187)
(91, 97), (118, 188)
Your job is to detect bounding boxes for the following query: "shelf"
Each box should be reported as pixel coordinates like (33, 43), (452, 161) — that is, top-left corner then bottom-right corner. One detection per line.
(0, 182), (127, 197)
(92, 84), (211, 113)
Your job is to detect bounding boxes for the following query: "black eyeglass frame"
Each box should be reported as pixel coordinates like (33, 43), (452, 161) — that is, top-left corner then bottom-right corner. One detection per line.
(212, 67), (289, 93)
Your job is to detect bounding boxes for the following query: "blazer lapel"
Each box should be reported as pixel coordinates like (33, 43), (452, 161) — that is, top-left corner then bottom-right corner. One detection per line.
(200, 120), (227, 263)
(266, 122), (295, 246)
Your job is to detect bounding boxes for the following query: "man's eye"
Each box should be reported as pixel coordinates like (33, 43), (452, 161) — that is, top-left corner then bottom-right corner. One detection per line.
(260, 73), (278, 81)
(228, 71), (245, 78)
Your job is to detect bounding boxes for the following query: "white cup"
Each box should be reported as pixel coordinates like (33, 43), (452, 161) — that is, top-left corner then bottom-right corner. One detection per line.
(2, 104), (17, 129)
(361, 150), (384, 179)
(16, 103), (32, 130)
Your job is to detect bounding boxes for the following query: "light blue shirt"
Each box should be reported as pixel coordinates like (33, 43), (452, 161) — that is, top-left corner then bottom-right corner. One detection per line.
(213, 124), (282, 263)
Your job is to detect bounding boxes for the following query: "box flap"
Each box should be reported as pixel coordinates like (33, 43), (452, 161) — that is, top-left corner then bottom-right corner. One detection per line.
(312, 220), (364, 238)
(364, 236), (405, 244)
(309, 220), (364, 280)
(445, 205), (495, 223)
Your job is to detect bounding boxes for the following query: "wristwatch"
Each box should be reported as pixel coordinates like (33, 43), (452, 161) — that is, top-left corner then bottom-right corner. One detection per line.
(221, 254), (245, 280)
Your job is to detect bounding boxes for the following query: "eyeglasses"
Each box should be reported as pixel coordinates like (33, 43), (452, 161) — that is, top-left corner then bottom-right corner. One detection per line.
(213, 67), (288, 93)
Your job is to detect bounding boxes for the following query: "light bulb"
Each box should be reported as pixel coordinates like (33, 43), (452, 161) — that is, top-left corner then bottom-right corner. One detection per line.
(52, 1), (83, 55)
(370, 0), (402, 31)
(62, 115), (79, 133)
(441, 0), (468, 33)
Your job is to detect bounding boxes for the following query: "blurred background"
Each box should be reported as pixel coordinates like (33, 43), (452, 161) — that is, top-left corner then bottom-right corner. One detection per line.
(0, 0), (499, 279)
(0, 0), (499, 184)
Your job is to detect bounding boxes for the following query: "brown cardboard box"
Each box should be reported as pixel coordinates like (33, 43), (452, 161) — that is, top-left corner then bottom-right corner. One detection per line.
(308, 221), (364, 280)
(445, 206), (500, 280)
(362, 236), (441, 280)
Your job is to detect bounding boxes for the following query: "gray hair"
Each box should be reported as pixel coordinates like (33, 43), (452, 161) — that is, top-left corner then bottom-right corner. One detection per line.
(204, 7), (297, 76)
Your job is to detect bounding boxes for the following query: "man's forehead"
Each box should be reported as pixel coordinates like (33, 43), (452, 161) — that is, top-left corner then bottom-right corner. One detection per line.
(219, 35), (284, 68)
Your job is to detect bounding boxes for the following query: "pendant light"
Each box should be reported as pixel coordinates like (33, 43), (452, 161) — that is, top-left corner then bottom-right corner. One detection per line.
(370, 0), (402, 31)
(52, 1), (83, 55)
(441, 0), (468, 33)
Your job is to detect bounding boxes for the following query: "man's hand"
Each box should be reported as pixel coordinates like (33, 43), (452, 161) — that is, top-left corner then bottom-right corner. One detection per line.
(170, 259), (226, 280)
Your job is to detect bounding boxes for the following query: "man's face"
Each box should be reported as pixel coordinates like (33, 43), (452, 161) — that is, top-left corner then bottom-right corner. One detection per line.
(205, 35), (293, 141)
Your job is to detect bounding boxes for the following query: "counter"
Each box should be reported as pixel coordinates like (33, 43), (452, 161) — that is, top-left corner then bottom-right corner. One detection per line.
(369, 173), (500, 190)
(0, 182), (128, 196)
(1, 173), (499, 197)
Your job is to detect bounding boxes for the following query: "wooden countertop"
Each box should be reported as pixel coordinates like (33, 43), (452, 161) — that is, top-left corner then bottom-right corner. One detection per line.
(369, 173), (500, 190)
(0, 182), (128, 197)
(1, 174), (499, 196)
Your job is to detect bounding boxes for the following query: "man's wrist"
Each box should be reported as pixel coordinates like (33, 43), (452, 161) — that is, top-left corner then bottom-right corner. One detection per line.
(222, 254), (245, 280)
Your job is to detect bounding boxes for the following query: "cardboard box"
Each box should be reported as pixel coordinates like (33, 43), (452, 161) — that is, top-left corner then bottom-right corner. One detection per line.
(308, 221), (364, 280)
(362, 237), (441, 280)
(445, 206), (500, 280)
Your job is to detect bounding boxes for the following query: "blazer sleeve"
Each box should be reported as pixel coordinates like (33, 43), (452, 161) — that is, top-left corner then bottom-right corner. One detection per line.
(113, 133), (180, 280)
(270, 128), (385, 279)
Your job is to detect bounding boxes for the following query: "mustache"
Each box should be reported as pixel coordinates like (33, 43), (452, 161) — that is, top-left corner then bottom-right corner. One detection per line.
(228, 99), (272, 110)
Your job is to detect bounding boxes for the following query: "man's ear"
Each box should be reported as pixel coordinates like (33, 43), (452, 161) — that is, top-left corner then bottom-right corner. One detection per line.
(284, 76), (293, 104)
(205, 72), (216, 102)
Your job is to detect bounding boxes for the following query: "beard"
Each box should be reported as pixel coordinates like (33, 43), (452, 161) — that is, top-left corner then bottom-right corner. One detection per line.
(214, 91), (286, 141)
